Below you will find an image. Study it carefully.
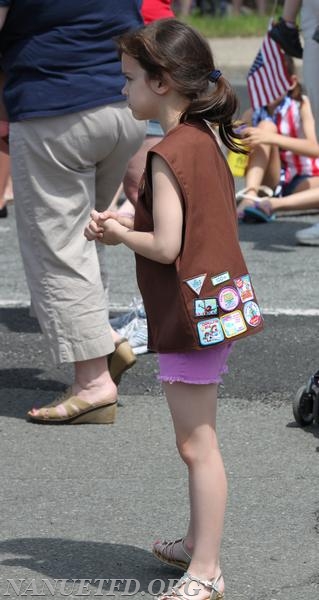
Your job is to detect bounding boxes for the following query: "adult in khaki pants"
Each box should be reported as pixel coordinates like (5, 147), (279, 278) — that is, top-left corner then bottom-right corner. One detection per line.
(0, 0), (146, 423)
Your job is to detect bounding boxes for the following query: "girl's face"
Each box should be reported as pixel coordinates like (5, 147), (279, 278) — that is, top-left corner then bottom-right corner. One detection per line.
(121, 53), (159, 121)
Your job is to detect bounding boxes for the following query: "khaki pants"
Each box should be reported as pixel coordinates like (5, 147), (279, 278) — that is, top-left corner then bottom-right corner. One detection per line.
(10, 103), (146, 364)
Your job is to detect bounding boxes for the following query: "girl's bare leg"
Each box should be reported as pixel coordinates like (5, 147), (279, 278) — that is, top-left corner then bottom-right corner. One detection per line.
(245, 121), (281, 193)
(264, 179), (319, 212)
(163, 381), (226, 598)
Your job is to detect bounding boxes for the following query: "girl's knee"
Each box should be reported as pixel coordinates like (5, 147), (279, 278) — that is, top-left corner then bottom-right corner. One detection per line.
(175, 434), (217, 466)
(258, 119), (277, 132)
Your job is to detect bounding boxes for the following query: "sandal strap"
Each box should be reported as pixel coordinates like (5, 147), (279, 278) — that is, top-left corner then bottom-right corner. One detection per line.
(159, 538), (191, 562)
(158, 571), (223, 599)
(184, 571), (222, 592)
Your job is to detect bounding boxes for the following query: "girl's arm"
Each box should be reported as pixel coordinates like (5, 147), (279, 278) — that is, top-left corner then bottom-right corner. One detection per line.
(242, 97), (319, 157)
(87, 154), (184, 264)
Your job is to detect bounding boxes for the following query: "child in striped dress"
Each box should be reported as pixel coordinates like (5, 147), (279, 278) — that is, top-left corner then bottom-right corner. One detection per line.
(236, 54), (319, 222)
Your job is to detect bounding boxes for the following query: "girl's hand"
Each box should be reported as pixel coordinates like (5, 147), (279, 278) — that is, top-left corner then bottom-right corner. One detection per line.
(100, 217), (126, 246)
(84, 209), (115, 241)
(242, 126), (274, 147)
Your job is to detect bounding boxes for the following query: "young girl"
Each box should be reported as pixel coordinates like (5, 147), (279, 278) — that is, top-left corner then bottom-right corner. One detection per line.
(85, 19), (263, 600)
(236, 55), (319, 222)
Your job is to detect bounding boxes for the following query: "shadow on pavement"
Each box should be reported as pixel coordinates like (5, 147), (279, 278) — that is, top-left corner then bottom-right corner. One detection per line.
(0, 307), (40, 333)
(0, 537), (179, 595)
(238, 218), (313, 252)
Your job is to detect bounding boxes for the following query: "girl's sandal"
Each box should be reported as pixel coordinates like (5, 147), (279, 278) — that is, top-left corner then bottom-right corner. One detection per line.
(157, 572), (224, 600)
(243, 199), (275, 223)
(236, 184), (273, 204)
(152, 538), (191, 571)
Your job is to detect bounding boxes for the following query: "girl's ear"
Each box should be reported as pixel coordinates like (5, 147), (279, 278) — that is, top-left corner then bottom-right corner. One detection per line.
(149, 76), (170, 95)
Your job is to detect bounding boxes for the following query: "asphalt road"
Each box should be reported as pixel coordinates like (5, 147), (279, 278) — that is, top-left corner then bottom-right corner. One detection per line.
(0, 84), (319, 599)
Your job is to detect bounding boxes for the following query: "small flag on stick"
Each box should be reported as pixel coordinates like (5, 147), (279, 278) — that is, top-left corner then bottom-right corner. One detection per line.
(247, 30), (292, 110)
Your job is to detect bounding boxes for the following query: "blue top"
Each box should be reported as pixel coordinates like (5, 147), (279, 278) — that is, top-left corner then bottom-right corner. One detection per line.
(0, 0), (143, 121)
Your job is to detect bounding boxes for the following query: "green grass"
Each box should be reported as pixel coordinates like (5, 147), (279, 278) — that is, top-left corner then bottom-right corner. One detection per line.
(182, 11), (280, 38)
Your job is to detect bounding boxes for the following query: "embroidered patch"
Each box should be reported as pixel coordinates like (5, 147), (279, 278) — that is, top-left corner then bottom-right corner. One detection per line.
(194, 298), (218, 317)
(243, 301), (262, 327)
(220, 310), (247, 338)
(211, 271), (230, 287)
(233, 274), (254, 303)
(197, 318), (224, 346)
(218, 287), (239, 312)
(185, 274), (207, 296)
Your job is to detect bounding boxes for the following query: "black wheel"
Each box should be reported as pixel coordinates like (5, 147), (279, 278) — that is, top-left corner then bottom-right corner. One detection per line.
(292, 386), (314, 426)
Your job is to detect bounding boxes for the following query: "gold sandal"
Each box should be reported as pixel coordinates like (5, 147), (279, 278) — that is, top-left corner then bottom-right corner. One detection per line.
(157, 572), (224, 600)
(152, 538), (191, 571)
(27, 391), (117, 425)
(108, 337), (136, 384)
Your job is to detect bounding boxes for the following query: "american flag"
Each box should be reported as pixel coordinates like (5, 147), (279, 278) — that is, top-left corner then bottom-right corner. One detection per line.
(247, 31), (292, 110)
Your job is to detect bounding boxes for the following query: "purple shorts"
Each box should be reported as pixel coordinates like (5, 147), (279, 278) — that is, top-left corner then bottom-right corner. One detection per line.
(158, 343), (233, 385)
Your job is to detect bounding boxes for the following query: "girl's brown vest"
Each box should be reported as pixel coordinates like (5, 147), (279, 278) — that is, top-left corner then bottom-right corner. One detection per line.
(134, 120), (263, 353)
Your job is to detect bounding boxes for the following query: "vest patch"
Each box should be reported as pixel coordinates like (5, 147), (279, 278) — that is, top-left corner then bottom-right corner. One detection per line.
(194, 298), (218, 317)
(233, 274), (254, 302)
(185, 274), (207, 295)
(211, 271), (230, 286)
(197, 318), (225, 345)
(220, 310), (247, 338)
(218, 287), (239, 312)
(243, 301), (262, 327)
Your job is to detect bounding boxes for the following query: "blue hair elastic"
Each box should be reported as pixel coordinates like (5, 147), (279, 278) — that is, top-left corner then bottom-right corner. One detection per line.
(209, 69), (222, 82)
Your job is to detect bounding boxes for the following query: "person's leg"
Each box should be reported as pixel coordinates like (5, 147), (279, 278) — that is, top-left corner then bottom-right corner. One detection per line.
(177, 0), (193, 16)
(255, 0), (266, 16)
(282, 0), (302, 22)
(237, 120), (281, 215)
(94, 103), (146, 304)
(9, 112), (125, 422)
(269, 0), (303, 59)
(260, 178), (319, 213)
(123, 135), (161, 206)
(231, 0), (242, 15)
(0, 138), (10, 217)
(163, 381), (226, 599)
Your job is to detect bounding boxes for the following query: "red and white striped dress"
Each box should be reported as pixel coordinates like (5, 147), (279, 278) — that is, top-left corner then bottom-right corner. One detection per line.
(253, 96), (319, 185)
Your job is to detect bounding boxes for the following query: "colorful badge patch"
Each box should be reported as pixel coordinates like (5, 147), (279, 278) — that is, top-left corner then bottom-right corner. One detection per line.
(211, 271), (230, 287)
(194, 298), (218, 317)
(197, 318), (224, 346)
(185, 274), (207, 296)
(243, 301), (262, 327)
(220, 310), (247, 338)
(218, 287), (239, 312)
(233, 274), (254, 303)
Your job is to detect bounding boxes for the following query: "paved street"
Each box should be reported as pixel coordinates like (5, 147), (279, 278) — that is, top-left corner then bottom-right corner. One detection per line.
(0, 77), (319, 598)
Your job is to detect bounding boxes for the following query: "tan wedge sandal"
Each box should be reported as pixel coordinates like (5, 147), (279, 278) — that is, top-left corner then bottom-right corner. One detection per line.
(108, 337), (136, 384)
(157, 572), (224, 600)
(27, 393), (117, 425)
